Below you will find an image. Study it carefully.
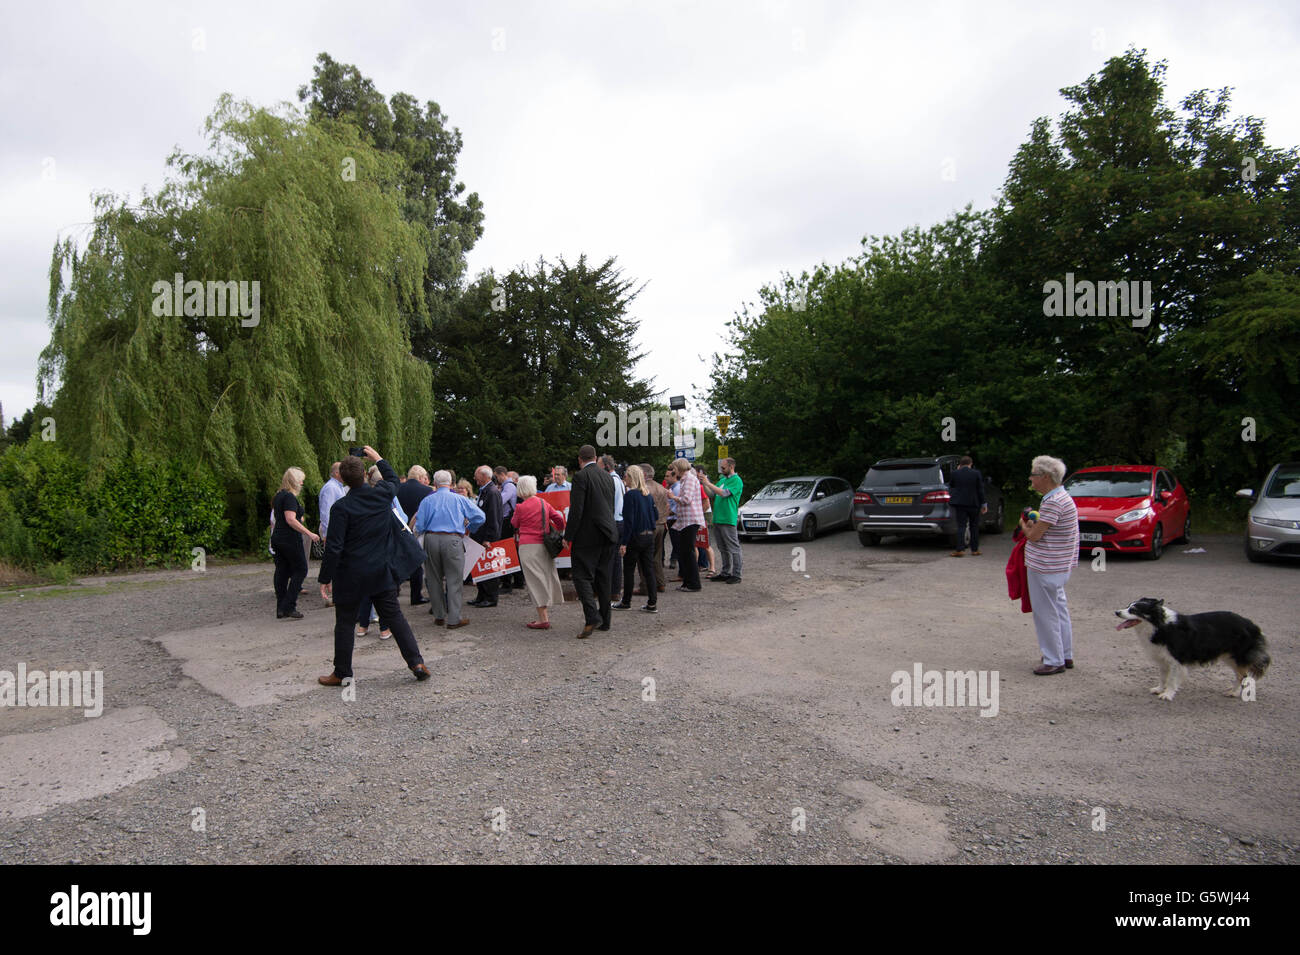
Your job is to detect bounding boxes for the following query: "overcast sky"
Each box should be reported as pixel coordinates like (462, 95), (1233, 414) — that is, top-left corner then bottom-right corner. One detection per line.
(2, 0), (1297, 434)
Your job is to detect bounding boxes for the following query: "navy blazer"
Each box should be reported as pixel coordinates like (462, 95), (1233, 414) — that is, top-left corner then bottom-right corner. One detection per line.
(318, 459), (423, 604)
(472, 480), (503, 544)
(949, 466), (986, 508)
(564, 461), (617, 548)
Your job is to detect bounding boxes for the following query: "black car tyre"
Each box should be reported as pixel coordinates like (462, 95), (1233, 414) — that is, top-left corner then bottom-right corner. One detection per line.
(1177, 514), (1190, 544)
(858, 530), (880, 547)
(800, 515), (817, 541)
(1145, 524), (1163, 561)
(1245, 535), (1264, 563)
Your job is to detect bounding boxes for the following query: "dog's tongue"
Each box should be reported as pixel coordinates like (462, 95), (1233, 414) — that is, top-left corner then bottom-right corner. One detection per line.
(1116, 619), (1140, 630)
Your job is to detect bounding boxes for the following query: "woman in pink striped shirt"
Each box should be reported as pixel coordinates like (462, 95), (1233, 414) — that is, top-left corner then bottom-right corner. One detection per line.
(1018, 455), (1080, 675)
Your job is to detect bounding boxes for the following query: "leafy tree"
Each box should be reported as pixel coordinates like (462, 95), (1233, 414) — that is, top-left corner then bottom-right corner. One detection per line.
(427, 255), (656, 476)
(39, 96), (432, 544)
(298, 53), (485, 359)
(988, 48), (1299, 486)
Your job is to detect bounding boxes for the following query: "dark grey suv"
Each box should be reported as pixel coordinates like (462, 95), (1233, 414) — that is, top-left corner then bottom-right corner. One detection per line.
(853, 456), (1005, 546)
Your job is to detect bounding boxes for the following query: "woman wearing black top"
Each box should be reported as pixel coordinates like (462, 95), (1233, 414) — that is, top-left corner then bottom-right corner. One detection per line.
(614, 465), (659, 613)
(272, 467), (320, 619)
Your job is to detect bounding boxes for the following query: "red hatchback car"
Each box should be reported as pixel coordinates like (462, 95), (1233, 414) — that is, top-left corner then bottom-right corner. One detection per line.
(1063, 465), (1191, 560)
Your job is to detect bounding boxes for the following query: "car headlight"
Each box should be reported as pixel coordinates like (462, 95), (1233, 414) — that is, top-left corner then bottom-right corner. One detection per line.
(775, 507), (799, 518)
(1253, 516), (1300, 530)
(1114, 506), (1153, 524)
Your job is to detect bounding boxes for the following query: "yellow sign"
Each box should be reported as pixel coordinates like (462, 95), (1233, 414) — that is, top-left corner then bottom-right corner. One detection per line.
(717, 445), (728, 459)
(716, 414), (730, 438)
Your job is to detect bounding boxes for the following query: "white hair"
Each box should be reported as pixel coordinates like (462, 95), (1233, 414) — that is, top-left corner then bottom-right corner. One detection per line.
(406, 465), (428, 481)
(1031, 455), (1067, 484)
(432, 469), (452, 487)
(517, 475), (538, 498)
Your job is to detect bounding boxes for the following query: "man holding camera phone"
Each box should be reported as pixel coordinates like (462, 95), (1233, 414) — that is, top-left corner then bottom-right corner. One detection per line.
(317, 446), (431, 685)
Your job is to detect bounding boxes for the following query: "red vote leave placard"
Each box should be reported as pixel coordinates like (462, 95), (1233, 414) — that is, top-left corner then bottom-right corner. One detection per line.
(537, 491), (572, 568)
(470, 537), (521, 582)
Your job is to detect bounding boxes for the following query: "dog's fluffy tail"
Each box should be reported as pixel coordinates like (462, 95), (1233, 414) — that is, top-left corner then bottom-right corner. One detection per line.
(1246, 639), (1271, 680)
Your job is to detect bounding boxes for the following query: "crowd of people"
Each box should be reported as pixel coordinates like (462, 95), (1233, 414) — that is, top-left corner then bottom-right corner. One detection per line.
(267, 445), (745, 684)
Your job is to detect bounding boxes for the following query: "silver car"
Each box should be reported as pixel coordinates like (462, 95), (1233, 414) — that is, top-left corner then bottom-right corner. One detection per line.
(737, 475), (854, 541)
(1238, 462), (1300, 562)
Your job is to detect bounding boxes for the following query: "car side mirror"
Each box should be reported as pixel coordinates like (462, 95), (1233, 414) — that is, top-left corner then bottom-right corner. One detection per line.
(1159, 490), (1173, 502)
(815, 491), (826, 500)
(1235, 488), (1255, 499)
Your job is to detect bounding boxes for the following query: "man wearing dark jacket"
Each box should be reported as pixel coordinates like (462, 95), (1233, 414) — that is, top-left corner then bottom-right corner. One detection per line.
(949, 455), (988, 557)
(317, 447), (430, 685)
(469, 465), (504, 608)
(396, 465), (434, 605)
(564, 445), (617, 639)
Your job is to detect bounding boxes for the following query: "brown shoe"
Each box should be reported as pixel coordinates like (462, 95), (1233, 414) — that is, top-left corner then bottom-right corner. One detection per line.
(657, 584), (666, 593)
(411, 663), (432, 681)
(577, 623), (595, 639)
(447, 619), (469, 630)
(433, 618), (445, 626)
(633, 588), (646, 596)
(971, 550), (982, 556)
(318, 673), (345, 686)
(1033, 663), (1066, 675)
(949, 551), (965, 557)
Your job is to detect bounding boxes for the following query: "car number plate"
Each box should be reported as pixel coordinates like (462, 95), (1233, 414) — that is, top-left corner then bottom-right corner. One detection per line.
(1080, 532), (1102, 542)
(884, 496), (912, 505)
(744, 521), (765, 530)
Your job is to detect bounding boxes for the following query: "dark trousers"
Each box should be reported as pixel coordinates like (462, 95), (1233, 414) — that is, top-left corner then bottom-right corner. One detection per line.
(272, 544), (308, 615)
(609, 520), (624, 594)
(571, 542), (614, 627)
(332, 587), (423, 679)
(639, 525), (667, 592)
(475, 575), (499, 604)
(622, 531), (657, 606)
(409, 565), (425, 603)
(954, 505), (981, 552)
(674, 524), (701, 589)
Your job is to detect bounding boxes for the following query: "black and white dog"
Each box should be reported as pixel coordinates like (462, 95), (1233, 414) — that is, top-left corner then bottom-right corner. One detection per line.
(1115, 597), (1270, 701)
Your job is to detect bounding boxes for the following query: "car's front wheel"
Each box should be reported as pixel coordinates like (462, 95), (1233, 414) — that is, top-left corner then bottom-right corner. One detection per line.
(1177, 514), (1190, 544)
(800, 515), (817, 541)
(1145, 524), (1163, 561)
(858, 530), (879, 547)
(1245, 536), (1265, 563)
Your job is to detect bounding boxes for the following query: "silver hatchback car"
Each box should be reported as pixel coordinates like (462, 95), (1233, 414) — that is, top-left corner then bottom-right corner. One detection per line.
(1238, 462), (1300, 562)
(737, 476), (854, 541)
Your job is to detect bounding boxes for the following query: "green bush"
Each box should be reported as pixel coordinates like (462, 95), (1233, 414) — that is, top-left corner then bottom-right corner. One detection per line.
(0, 440), (227, 572)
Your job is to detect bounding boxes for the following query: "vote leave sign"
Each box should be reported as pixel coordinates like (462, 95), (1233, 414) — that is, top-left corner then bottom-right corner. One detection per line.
(469, 537), (521, 582)
(696, 524), (709, 548)
(537, 490), (572, 568)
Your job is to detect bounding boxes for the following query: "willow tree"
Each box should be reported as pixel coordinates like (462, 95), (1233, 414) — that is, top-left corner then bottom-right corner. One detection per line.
(39, 95), (433, 542)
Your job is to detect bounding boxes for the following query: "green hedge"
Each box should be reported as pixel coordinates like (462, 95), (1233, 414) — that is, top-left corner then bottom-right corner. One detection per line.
(0, 440), (227, 573)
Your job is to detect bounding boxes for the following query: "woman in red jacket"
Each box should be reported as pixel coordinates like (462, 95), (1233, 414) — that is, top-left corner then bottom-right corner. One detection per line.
(511, 475), (567, 629)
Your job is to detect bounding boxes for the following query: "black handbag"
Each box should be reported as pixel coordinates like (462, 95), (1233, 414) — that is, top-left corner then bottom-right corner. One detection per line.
(542, 500), (565, 559)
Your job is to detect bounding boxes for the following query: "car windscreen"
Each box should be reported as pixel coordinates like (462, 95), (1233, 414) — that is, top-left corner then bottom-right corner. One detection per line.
(753, 481), (814, 500)
(1063, 473), (1151, 497)
(862, 467), (941, 487)
(1265, 467), (1300, 498)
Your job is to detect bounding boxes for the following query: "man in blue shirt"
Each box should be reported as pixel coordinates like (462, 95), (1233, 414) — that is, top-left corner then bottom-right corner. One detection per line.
(413, 469), (485, 629)
(545, 466), (571, 492)
(317, 461), (347, 605)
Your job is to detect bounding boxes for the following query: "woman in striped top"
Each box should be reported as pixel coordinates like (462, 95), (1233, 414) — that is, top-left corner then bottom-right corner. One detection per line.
(1019, 455), (1080, 675)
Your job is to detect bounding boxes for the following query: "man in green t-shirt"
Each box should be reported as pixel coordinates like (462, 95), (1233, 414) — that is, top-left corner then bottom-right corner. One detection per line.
(701, 458), (744, 584)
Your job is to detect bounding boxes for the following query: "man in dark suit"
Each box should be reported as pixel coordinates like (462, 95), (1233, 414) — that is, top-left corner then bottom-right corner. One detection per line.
(564, 444), (618, 639)
(317, 447), (430, 685)
(949, 455), (988, 557)
(468, 465), (503, 608)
